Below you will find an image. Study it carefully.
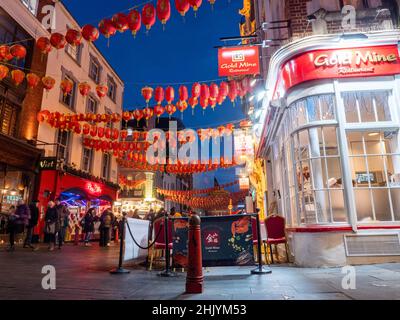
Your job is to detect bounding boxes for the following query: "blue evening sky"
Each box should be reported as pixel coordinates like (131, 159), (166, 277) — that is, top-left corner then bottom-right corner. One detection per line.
(62, 0), (245, 130)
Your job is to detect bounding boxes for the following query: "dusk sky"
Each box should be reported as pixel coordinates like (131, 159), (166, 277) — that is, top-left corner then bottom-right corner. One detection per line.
(63, 0), (245, 130)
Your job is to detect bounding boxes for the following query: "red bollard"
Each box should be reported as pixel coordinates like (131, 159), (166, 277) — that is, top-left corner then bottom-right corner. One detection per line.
(185, 214), (203, 294)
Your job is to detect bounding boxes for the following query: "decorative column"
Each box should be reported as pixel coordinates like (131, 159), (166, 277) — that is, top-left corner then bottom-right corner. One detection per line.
(144, 172), (155, 201)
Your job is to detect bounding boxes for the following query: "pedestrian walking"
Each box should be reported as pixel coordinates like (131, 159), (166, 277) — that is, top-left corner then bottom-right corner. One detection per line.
(55, 198), (69, 249)
(99, 208), (114, 247)
(24, 200), (39, 250)
(7, 200), (30, 252)
(44, 201), (58, 251)
(82, 208), (95, 246)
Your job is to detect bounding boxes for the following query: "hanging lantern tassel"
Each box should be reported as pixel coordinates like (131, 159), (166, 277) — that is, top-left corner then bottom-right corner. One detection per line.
(208, 0), (215, 11)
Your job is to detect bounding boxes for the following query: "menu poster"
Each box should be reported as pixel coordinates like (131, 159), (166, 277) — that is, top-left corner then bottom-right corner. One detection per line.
(172, 215), (255, 268)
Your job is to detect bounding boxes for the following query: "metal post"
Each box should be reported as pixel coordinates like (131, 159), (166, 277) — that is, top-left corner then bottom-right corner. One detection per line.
(251, 213), (272, 275)
(110, 212), (130, 274)
(186, 214), (203, 293)
(158, 214), (175, 277)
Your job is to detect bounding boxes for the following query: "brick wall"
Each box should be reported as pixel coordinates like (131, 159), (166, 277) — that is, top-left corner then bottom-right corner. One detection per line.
(287, 0), (312, 38)
(18, 46), (48, 141)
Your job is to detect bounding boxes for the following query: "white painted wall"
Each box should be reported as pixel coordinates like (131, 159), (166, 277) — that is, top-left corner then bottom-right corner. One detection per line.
(36, 1), (124, 183)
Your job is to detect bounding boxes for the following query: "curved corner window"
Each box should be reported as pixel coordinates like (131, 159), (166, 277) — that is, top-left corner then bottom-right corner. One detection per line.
(343, 91), (392, 123)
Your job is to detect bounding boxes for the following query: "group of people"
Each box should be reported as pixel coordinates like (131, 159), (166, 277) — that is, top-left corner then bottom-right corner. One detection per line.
(4, 197), (117, 251)
(5, 199), (39, 252)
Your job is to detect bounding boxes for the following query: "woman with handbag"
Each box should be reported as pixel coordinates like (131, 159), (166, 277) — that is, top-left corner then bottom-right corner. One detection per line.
(44, 201), (58, 251)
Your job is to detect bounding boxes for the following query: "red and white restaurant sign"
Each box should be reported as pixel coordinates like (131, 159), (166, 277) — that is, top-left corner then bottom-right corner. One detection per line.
(218, 46), (260, 77)
(274, 44), (400, 99)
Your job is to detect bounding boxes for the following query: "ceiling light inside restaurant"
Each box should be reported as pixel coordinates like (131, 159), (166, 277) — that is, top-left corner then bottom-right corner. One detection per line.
(250, 78), (257, 87)
(368, 132), (380, 137)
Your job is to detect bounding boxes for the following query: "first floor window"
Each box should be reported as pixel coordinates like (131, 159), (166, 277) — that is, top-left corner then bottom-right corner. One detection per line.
(86, 96), (98, 114)
(82, 148), (93, 172)
(57, 130), (70, 163)
(0, 97), (19, 136)
(60, 75), (76, 110)
(101, 153), (111, 179)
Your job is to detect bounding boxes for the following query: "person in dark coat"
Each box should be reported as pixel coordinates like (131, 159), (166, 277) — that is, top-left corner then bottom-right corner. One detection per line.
(99, 208), (114, 247)
(7, 200), (30, 252)
(44, 201), (58, 251)
(82, 208), (95, 246)
(55, 198), (70, 249)
(24, 200), (40, 250)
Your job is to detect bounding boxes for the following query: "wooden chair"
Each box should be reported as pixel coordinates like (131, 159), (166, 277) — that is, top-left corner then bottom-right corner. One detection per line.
(148, 218), (173, 271)
(264, 215), (289, 263)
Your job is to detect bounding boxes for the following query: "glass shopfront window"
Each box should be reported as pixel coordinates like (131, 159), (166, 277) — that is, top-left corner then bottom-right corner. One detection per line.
(271, 79), (400, 227)
(347, 130), (400, 222)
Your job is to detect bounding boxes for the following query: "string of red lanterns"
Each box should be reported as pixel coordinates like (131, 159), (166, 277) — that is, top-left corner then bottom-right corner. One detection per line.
(157, 180), (239, 196)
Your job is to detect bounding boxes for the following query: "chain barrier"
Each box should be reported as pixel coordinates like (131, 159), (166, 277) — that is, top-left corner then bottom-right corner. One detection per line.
(124, 218), (164, 250)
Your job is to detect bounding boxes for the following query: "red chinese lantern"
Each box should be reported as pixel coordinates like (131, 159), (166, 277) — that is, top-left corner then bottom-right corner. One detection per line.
(143, 107), (154, 123)
(191, 82), (201, 99)
(188, 97), (198, 115)
(42, 76), (56, 91)
(112, 128), (119, 140)
(128, 10), (141, 37)
(209, 83), (219, 107)
(142, 4), (156, 31)
(0, 45), (10, 61)
(83, 123), (90, 135)
(112, 13), (129, 33)
(26, 73), (40, 89)
(176, 100), (188, 118)
(200, 98), (208, 112)
(241, 77), (250, 95)
(237, 81), (246, 100)
(120, 130), (128, 140)
(165, 104), (176, 118)
(65, 29), (82, 47)
(90, 125), (98, 137)
(103, 128), (110, 139)
(50, 33), (66, 49)
(178, 85), (188, 102)
(36, 37), (52, 56)
(157, 0), (171, 27)
(82, 25), (99, 42)
(99, 19), (117, 39)
(11, 70), (25, 86)
(175, 0), (190, 16)
(141, 86), (153, 105)
(200, 83), (210, 100)
(97, 127), (105, 138)
(165, 86), (175, 103)
(154, 105), (165, 120)
(154, 86), (164, 105)
(133, 109), (144, 124)
(189, 0), (202, 12)
(122, 111), (131, 121)
(0, 65), (9, 81)
(96, 84), (108, 99)
(228, 80), (238, 104)
(10, 44), (27, 60)
(60, 79), (73, 96)
(78, 82), (91, 97)
(217, 93), (225, 105)
(219, 81), (229, 97)
(37, 110), (50, 123)
(225, 123), (234, 134)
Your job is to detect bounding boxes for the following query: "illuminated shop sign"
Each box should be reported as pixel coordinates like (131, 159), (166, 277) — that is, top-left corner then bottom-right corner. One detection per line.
(85, 182), (102, 196)
(274, 45), (400, 99)
(39, 157), (57, 170)
(218, 46), (260, 77)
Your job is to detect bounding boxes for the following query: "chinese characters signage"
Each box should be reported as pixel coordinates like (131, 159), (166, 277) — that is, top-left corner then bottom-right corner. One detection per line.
(172, 215), (254, 267)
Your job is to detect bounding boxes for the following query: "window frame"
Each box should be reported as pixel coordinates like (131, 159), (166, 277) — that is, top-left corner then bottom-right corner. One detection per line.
(20, 0), (38, 16)
(107, 76), (117, 102)
(59, 71), (77, 111)
(56, 130), (71, 164)
(89, 55), (101, 84)
(81, 147), (94, 173)
(101, 153), (111, 180)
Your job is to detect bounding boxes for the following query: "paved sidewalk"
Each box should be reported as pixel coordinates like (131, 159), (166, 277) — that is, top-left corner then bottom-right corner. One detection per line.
(0, 244), (399, 300)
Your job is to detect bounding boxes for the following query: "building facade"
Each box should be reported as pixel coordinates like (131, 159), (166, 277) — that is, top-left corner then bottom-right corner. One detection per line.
(33, 0), (124, 218)
(0, 0), (48, 217)
(253, 0), (400, 266)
